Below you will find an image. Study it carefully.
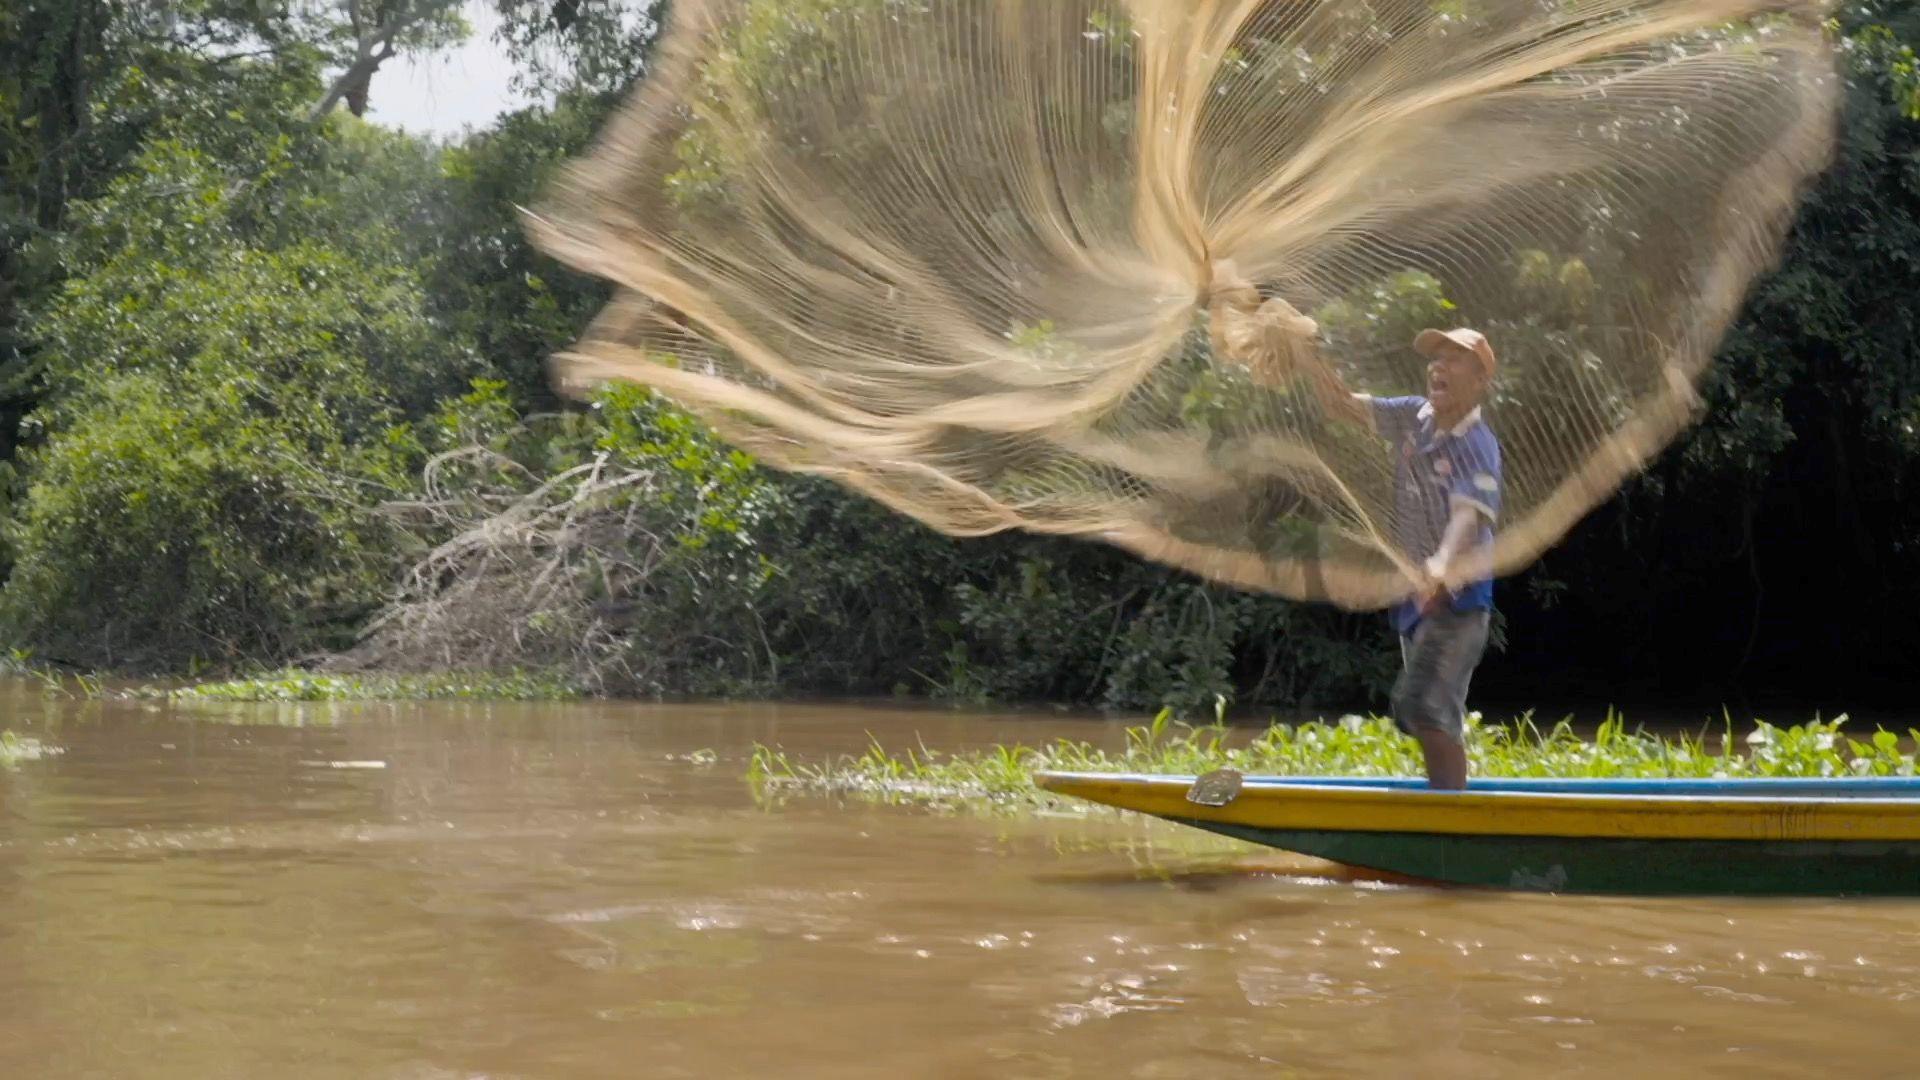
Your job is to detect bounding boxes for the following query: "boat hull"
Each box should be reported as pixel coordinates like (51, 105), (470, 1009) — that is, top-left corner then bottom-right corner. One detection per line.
(1034, 771), (1920, 896)
(1177, 818), (1920, 896)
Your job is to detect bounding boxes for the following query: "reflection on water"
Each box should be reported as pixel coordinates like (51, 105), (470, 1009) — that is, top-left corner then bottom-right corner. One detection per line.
(1, 682), (1917, 1078)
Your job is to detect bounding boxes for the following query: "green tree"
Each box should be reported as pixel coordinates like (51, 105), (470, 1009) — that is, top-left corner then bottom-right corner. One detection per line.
(490, 0), (669, 96)
(1495, 3), (1920, 703)
(0, 97), (472, 669)
(431, 90), (624, 406)
(0, 0), (469, 457)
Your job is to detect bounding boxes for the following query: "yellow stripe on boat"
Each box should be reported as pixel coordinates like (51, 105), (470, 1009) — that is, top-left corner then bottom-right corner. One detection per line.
(1032, 772), (1920, 843)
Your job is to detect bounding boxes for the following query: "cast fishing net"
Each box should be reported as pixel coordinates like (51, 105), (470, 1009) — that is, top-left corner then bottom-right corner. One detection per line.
(528, 0), (1836, 608)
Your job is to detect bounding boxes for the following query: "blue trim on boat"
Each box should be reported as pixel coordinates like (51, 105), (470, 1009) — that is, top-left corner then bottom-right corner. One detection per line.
(1244, 775), (1920, 797)
(1084, 773), (1920, 798)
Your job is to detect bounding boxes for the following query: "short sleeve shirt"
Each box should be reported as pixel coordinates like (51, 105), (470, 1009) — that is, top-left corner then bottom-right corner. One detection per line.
(1369, 396), (1502, 635)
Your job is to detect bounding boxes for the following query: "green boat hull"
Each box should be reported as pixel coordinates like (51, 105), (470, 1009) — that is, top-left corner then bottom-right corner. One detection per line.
(1177, 817), (1920, 897)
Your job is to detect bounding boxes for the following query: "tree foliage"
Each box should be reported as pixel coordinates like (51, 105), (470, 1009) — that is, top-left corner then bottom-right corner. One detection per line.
(0, 113), (474, 668)
(1496, 1), (1920, 705)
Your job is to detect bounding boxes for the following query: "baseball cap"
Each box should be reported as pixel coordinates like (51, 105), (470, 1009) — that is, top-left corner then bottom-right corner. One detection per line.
(1413, 327), (1496, 376)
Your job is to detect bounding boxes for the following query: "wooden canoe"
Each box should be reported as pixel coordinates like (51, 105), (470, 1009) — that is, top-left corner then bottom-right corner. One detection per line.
(1032, 771), (1920, 896)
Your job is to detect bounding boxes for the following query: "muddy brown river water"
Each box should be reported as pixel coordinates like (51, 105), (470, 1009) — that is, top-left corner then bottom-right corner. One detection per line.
(0, 681), (1915, 1078)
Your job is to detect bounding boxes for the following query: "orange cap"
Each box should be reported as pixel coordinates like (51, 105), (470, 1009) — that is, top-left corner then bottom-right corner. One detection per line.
(1413, 327), (1496, 377)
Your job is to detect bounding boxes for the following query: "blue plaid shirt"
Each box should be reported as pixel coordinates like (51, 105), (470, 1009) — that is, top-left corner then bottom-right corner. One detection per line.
(1370, 396), (1502, 635)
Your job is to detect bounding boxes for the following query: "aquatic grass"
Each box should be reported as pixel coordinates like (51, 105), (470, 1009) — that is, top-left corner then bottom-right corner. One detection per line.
(0, 730), (63, 768)
(748, 709), (1920, 812)
(140, 669), (586, 703)
(0, 654), (107, 699)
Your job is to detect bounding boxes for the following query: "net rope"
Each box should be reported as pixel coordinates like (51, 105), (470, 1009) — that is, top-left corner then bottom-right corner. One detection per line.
(529, 0), (1836, 609)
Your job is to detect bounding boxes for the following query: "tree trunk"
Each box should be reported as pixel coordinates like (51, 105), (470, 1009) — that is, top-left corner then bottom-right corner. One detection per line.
(34, 0), (103, 229)
(344, 72), (373, 117)
(309, 1), (457, 123)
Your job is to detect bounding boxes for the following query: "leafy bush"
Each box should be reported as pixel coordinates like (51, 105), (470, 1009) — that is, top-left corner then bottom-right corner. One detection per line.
(0, 368), (400, 668)
(0, 124), (458, 670)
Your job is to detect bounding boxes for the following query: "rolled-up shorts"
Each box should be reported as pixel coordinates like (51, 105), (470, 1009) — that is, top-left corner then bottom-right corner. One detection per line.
(1392, 607), (1490, 745)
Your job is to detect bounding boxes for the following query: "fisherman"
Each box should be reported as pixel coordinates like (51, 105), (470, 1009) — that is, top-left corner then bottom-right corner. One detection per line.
(1209, 262), (1502, 790)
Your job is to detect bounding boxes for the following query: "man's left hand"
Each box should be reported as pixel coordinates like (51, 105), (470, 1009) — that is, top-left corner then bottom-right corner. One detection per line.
(1417, 556), (1450, 615)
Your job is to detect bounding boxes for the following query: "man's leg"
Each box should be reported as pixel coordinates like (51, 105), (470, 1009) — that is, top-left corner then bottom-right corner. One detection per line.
(1415, 728), (1468, 791)
(1390, 610), (1488, 790)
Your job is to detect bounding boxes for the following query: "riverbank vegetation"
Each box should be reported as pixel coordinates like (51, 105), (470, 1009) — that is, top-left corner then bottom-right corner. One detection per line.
(749, 712), (1920, 811)
(1, 3), (1918, 715)
(148, 669), (584, 702)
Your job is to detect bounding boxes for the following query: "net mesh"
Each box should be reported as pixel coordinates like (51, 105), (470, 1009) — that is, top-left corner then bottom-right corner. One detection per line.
(528, 0), (1836, 609)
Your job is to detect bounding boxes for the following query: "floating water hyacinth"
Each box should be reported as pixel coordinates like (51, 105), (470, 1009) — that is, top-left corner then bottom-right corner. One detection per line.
(748, 712), (1920, 811)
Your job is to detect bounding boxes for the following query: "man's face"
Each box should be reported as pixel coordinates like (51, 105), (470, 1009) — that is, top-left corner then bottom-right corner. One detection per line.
(1427, 342), (1488, 416)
